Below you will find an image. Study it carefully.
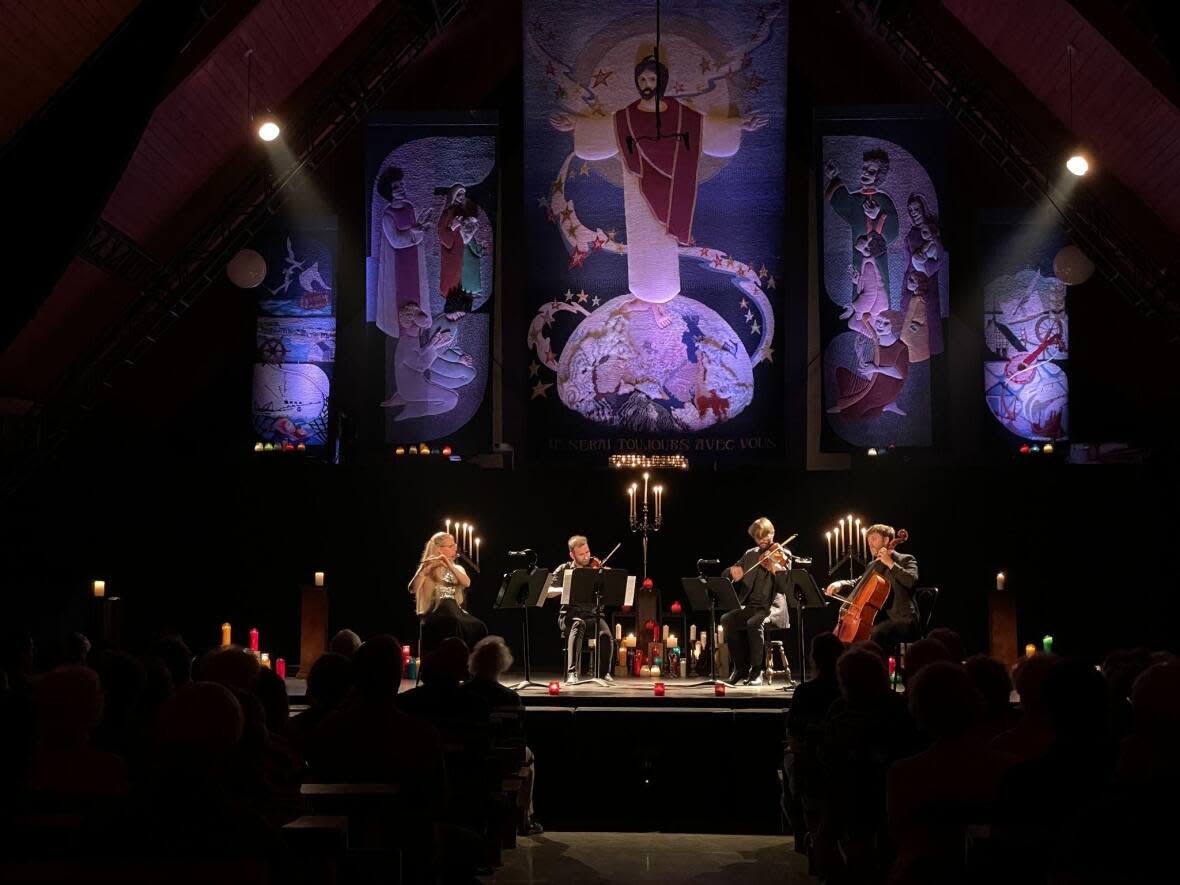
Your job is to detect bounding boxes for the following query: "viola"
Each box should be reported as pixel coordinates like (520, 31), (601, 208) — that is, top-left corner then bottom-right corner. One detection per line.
(830, 529), (908, 643)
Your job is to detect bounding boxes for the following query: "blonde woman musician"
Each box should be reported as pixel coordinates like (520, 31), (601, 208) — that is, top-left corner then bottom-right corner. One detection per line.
(409, 532), (487, 653)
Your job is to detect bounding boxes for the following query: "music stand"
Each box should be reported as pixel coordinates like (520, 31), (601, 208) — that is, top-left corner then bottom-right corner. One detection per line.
(496, 567), (551, 690)
(681, 576), (742, 687)
(785, 568), (829, 687)
(565, 567), (628, 686)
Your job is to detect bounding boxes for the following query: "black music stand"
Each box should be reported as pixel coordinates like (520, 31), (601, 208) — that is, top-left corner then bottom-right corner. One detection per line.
(497, 567), (551, 691)
(681, 576), (742, 687)
(565, 567), (628, 686)
(785, 568), (828, 687)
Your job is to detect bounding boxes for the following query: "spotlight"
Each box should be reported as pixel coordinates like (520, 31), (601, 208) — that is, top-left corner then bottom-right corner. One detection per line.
(1066, 154), (1088, 176)
(256, 114), (281, 142)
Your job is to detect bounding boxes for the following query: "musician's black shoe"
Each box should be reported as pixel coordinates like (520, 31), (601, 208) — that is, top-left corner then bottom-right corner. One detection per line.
(723, 670), (746, 686)
(746, 671), (765, 686)
(602, 672), (614, 683)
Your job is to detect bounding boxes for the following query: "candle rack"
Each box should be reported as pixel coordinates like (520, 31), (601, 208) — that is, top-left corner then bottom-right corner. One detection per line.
(824, 514), (871, 582)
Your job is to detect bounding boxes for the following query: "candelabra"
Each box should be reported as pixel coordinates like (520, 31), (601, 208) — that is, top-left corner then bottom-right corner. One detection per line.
(626, 472), (663, 580)
(825, 513), (868, 582)
(443, 517), (480, 572)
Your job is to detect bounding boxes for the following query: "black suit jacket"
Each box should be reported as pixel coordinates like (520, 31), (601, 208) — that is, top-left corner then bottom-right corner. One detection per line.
(833, 551), (919, 623)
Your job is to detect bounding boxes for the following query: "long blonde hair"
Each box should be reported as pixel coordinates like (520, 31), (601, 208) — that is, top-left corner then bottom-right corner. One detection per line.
(412, 532), (460, 615)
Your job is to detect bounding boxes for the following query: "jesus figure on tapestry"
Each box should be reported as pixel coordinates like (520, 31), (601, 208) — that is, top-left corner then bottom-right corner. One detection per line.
(551, 50), (767, 327)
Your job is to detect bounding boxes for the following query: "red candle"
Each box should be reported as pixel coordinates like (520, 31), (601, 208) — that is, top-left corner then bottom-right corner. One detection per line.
(548, 681), (561, 695)
(249, 628), (259, 652)
(275, 658), (286, 679)
(670, 600), (682, 614)
(653, 682), (666, 696)
(888, 656), (897, 676)
(402, 645), (412, 663)
(632, 650), (645, 677)
(715, 683), (726, 697)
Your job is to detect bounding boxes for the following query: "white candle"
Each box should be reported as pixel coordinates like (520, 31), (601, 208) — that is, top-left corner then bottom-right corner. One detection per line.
(644, 472), (650, 508)
(628, 486), (635, 520)
(846, 515), (852, 550)
(854, 519), (861, 557)
(690, 624), (697, 642)
(314, 571), (325, 587)
(826, 531), (832, 568)
(445, 518), (451, 536)
(835, 524), (841, 558)
(93, 580), (106, 598)
(996, 572), (1006, 590)
(475, 538), (481, 567)
(615, 623), (623, 641)
(662, 624), (670, 641)
(861, 528), (867, 561)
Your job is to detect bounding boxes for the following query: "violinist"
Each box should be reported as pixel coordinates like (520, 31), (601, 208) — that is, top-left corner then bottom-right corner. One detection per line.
(548, 535), (616, 684)
(824, 523), (918, 646)
(721, 517), (793, 686)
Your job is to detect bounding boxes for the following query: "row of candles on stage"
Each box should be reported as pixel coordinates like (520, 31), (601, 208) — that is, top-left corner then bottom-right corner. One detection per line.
(92, 572), (328, 598)
(220, 623), (287, 678)
(626, 473), (664, 522)
(443, 519), (480, 567)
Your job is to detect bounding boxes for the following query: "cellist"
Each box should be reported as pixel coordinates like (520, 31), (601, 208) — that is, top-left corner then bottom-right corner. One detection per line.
(824, 523), (919, 646)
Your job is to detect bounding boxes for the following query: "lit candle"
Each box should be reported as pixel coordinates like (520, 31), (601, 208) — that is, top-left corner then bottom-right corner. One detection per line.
(826, 531), (832, 568)
(618, 647), (627, 668)
(221, 623), (232, 647)
(260, 653), (271, 668)
(548, 681), (561, 695)
(653, 682), (665, 696)
(834, 524), (842, 558)
(469, 524), (474, 555)
(662, 624), (670, 641)
(446, 518), (451, 536)
(717, 625), (724, 643)
(249, 628), (259, 652)
(625, 633), (636, 649)
(93, 580), (106, 598)
(715, 683), (726, 697)
(628, 486), (635, 520)
(275, 658), (286, 679)
(668, 635), (677, 649)
(854, 519), (861, 557)
(643, 472), (649, 508)
(846, 515), (852, 550)
(1025, 643), (1036, 657)
(861, 528), (867, 561)
(1042, 635), (1053, 654)
(314, 571), (325, 587)
(690, 624), (697, 642)
(475, 537), (480, 567)
(651, 665), (661, 678)
(615, 623), (622, 641)
(996, 572), (1006, 591)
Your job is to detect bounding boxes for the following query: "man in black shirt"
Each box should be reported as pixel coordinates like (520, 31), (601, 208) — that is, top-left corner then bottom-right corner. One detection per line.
(547, 535), (616, 683)
(825, 522), (919, 646)
(721, 517), (791, 686)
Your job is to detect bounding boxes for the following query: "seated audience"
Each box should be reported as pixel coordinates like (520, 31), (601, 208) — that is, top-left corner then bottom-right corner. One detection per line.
(330, 628), (362, 658)
(466, 635), (543, 836)
(965, 654), (1019, 741)
(887, 661), (1012, 883)
(925, 627), (964, 662)
(398, 637), (490, 729)
(290, 652), (352, 750)
(31, 665), (128, 803)
(991, 653), (1058, 762)
(784, 632), (845, 850)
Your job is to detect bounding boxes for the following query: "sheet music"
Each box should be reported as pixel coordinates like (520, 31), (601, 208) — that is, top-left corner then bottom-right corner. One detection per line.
(624, 575), (636, 608)
(534, 569), (551, 607)
(561, 567), (573, 605)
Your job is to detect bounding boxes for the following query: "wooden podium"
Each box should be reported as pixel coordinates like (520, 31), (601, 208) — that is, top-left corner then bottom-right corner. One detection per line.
(300, 583), (330, 678)
(988, 590), (1018, 667)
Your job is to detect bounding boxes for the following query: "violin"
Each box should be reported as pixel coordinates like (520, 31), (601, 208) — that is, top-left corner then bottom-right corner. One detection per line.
(749, 534), (798, 574)
(831, 528), (908, 643)
(586, 541), (622, 570)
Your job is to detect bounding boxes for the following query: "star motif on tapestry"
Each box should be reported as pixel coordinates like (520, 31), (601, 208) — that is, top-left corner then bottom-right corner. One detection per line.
(568, 248), (588, 269)
(531, 380), (553, 399)
(529, 360), (541, 377)
(591, 69), (614, 88)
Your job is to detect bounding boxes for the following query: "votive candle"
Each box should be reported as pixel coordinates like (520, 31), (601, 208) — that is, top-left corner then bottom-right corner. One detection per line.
(220, 623), (232, 647)
(93, 580), (106, 598)
(314, 571), (325, 587)
(275, 658), (286, 678)
(653, 682), (666, 696)
(249, 628), (259, 652)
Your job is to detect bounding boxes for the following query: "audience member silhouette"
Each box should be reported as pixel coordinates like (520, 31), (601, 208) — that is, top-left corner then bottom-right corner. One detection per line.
(991, 652), (1058, 762)
(330, 628), (362, 659)
(966, 654), (1019, 741)
(887, 661), (1012, 883)
(290, 651), (352, 750)
(925, 627), (964, 662)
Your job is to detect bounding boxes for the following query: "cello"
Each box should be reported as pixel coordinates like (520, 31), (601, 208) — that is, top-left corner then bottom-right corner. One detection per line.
(829, 529), (908, 643)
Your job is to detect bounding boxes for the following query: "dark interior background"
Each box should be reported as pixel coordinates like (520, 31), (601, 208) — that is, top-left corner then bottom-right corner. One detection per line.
(5, 1), (1178, 670)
